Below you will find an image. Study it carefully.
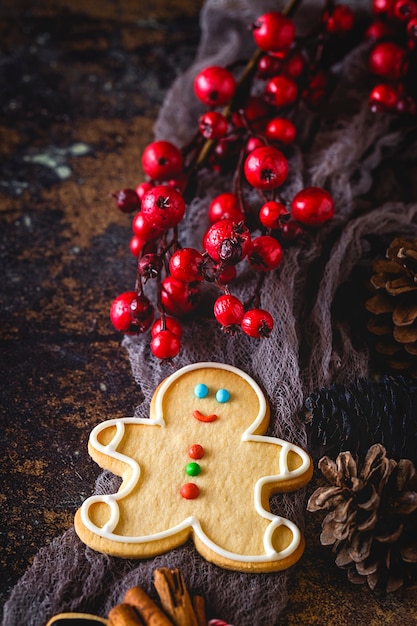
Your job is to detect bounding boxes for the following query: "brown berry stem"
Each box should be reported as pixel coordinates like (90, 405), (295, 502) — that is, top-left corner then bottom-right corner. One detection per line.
(156, 273), (167, 328)
(246, 272), (267, 309)
(159, 226), (179, 258)
(282, 0), (304, 18)
(233, 144), (248, 217)
(135, 272), (143, 295)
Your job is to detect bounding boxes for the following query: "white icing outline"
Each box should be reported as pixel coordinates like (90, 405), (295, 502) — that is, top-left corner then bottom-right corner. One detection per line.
(79, 362), (311, 565)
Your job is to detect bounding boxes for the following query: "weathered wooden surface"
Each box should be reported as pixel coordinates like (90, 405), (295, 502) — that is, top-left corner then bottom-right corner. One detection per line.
(1, 1), (417, 624)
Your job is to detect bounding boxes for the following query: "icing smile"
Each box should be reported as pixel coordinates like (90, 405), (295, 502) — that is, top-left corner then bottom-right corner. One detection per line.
(192, 409), (218, 422)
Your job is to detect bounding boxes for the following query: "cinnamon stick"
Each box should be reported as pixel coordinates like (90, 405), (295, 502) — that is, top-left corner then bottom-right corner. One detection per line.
(123, 586), (174, 626)
(191, 596), (206, 626)
(153, 568), (198, 626)
(108, 603), (145, 626)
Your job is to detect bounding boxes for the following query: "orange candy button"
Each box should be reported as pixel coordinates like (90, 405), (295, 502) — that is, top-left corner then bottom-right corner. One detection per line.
(188, 444), (204, 459)
(180, 483), (200, 499)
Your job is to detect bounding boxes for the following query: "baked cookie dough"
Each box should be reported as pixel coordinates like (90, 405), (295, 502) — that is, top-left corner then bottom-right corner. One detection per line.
(75, 362), (312, 572)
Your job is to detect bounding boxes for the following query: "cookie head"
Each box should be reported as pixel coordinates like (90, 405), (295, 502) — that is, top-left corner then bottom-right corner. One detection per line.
(152, 363), (270, 436)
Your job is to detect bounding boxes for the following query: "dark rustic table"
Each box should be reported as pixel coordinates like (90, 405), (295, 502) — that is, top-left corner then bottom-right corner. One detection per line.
(1, 1), (417, 624)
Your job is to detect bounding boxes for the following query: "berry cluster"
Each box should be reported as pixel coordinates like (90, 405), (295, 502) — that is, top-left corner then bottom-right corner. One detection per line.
(109, 1), (409, 362)
(367, 0), (417, 113)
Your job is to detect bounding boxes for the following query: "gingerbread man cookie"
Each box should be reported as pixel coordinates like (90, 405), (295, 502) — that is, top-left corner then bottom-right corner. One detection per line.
(75, 362), (312, 572)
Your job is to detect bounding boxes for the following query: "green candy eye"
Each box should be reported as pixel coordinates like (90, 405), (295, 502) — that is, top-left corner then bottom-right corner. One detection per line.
(216, 388), (230, 403)
(194, 383), (209, 398)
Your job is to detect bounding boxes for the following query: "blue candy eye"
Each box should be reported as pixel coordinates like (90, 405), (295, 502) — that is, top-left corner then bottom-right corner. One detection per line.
(194, 383), (209, 398)
(216, 388), (230, 403)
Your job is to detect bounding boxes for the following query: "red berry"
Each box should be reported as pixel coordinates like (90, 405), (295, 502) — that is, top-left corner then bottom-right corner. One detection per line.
(241, 308), (274, 338)
(198, 111), (228, 139)
(259, 200), (288, 229)
(291, 187), (335, 226)
(407, 37), (416, 51)
(110, 291), (154, 334)
(209, 136), (240, 172)
(151, 316), (183, 338)
(245, 136), (265, 154)
(161, 276), (201, 316)
(213, 294), (245, 328)
(265, 75), (298, 107)
(141, 140), (183, 181)
(132, 212), (162, 241)
(165, 173), (188, 193)
(235, 96), (271, 132)
(150, 329), (181, 360)
(129, 235), (146, 256)
(248, 235), (283, 271)
(281, 51), (306, 79)
(308, 71), (328, 91)
(130, 294), (154, 328)
(141, 185), (185, 230)
(303, 70), (329, 107)
(252, 11), (295, 52)
(265, 117), (296, 144)
(372, 0), (396, 14)
(324, 5), (354, 33)
(365, 20), (396, 40)
(244, 145), (288, 190)
(369, 42), (408, 80)
(407, 17), (417, 37)
(369, 83), (400, 111)
(396, 95), (417, 115)
(257, 54), (282, 78)
(208, 193), (244, 223)
(111, 188), (140, 213)
(136, 181), (154, 200)
(169, 248), (204, 283)
(138, 253), (163, 281)
(280, 219), (305, 241)
(203, 219), (251, 264)
(393, 0), (417, 20)
(193, 66), (236, 107)
(212, 137), (238, 159)
(216, 264), (237, 284)
(111, 293), (135, 332)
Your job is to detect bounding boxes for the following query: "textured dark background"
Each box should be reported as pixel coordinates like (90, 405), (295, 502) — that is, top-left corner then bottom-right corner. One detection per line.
(1, 1), (417, 624)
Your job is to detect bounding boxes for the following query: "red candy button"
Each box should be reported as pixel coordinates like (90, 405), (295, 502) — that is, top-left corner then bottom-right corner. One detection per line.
(180, 483), (200, 499)
(188, 444), (204, 459)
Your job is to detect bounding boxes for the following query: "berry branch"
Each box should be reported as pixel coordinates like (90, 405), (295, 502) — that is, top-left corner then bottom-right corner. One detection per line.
(110, 0), (416, 362)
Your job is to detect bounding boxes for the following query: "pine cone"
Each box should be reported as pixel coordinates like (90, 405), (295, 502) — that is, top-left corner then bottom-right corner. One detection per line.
(307, 444), (417, 593)
(303, 375), (417, 463)
(365, 237), (417, 376)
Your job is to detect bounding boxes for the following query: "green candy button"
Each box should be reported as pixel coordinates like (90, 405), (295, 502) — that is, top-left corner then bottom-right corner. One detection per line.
(185, 462), (201, 476)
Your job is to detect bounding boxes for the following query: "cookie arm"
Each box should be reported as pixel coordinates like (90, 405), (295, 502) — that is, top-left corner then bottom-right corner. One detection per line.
(250, 437), (312, 566)
(75, 417), (197, 555)
(245, 435), (312, 489)
(78, 419), (142, 536)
